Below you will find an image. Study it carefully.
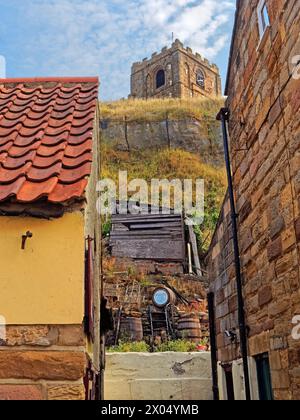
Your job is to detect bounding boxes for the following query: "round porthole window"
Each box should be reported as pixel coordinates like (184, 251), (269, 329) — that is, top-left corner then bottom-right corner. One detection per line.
(152, 288), (170, 308)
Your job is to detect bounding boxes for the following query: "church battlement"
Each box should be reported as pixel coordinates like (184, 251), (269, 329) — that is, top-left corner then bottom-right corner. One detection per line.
(130, 40), (221, 99)
(131, 40), (220, 79)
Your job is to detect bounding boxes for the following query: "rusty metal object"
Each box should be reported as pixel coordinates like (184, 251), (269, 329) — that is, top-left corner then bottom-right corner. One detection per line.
(21, 231), (33, 250)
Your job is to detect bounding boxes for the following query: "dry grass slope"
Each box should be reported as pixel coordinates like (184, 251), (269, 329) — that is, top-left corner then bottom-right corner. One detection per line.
(101, 145), (227, 252)
(100, 97), (227, 252)
(100, 97), (224, 122)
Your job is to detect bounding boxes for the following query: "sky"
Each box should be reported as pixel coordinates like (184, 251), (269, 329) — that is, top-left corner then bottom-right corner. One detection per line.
(0, 0), (236, 101)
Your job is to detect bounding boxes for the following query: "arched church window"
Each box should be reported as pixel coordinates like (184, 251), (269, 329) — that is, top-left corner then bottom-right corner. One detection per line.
(156, 69), (165, 89)
(196, 70), (205, 89)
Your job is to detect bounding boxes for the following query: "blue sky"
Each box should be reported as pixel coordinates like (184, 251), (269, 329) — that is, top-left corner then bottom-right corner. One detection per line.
(0, 0), (236, 100)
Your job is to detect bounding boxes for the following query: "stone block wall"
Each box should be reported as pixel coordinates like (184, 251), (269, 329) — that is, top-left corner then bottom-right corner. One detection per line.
(206, 194), (241, 363)
(105, 352), (213, 400)
(130, 39), (221, 99)
(206, 0), (300, 400)
(0, 325), (86, 400)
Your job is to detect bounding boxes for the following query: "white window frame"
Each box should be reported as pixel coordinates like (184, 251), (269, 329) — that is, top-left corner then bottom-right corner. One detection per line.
(257, 0), (270, 39)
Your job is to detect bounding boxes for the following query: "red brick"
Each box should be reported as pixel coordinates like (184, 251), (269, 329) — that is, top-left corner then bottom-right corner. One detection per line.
(0, 385), (43, 401)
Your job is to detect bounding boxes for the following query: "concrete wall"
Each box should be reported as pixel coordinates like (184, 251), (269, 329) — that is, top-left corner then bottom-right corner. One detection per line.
(105, 352), (213, 401)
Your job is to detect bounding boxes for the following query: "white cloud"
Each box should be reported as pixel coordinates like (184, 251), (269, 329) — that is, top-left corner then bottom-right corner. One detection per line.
(9, 0), (235, 100)
(0, 55), (6, 78)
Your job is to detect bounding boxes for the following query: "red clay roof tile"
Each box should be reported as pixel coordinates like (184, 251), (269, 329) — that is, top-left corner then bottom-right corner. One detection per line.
(33, 151), (64, 168)
(0, 77), (98, 205)
(59, 162), (92, 184)
(17, 178), (58, 202)
(0, 162), (32, 183)
(2, 150), (36, 169)
(0, 177), (26, 201)
(65, 140), (93, 158)
(37, 142), (66, 157)
(62, 151), (92, 168)
(48, 178), (88, 203)
(9, 141), (42, 157)
(27, 162), (62, 182)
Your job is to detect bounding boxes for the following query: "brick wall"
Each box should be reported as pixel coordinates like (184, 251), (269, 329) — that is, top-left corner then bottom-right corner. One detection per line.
(206, 0), (300, 400)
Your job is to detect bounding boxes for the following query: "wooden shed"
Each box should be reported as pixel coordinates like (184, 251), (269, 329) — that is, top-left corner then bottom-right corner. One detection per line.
(109, 212), (185, 262)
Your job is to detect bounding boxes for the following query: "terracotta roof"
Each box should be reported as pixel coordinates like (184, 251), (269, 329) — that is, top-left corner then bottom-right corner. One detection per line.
(0, 77), (98, 209)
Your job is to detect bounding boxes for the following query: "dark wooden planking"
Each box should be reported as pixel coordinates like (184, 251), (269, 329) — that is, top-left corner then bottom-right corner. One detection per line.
(111, 239), (184, 261)
(128, 222), (182, 229)
(112, 215), (182, 223)
(112, 213), (182, 218)
(110, 236), (181, 241)
(110, 230), (182, 238)
(110, 211), (185, 262)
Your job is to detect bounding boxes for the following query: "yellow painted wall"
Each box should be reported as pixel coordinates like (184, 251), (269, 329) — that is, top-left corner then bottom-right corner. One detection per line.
(0, 212), (85, 325)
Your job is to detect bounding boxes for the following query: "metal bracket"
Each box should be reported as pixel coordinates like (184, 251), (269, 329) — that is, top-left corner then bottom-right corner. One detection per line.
(21, 231), (33, 250)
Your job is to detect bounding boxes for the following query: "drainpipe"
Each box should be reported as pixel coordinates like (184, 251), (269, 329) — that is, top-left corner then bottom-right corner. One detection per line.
(207, 292), (219, 401)
(216, 107), (251, 401)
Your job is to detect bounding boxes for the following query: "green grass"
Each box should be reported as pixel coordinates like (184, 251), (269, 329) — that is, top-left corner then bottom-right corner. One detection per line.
(100, 97), (224, 122)
(101, 145), (226, 252)
(107, 339), (208, 353)
(107, 341), (150, 353)
(154, 339), (203, 353)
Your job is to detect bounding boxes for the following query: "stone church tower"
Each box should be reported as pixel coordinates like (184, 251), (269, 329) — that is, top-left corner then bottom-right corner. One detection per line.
(130, 39), (222, 99)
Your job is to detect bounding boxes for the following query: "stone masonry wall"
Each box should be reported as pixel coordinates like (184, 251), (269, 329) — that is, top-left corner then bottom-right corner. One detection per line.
(100, 118), (224, 167)
(206, 194), (241, 363)
(130, 39), (221, 99)
(0, 325), (86, 400)
(206, 0), (300, 400)
(105, 352), (213, 400)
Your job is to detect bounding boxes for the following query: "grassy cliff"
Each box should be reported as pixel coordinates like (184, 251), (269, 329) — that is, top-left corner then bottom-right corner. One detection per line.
(101, 146), (226, 252)
(100, 97), (226, 252)
(100, 97), (224, 122)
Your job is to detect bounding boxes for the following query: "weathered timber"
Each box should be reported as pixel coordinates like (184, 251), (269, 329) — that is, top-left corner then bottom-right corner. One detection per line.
(110, 212), (185, 262)
(111, 239), (184, 261)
